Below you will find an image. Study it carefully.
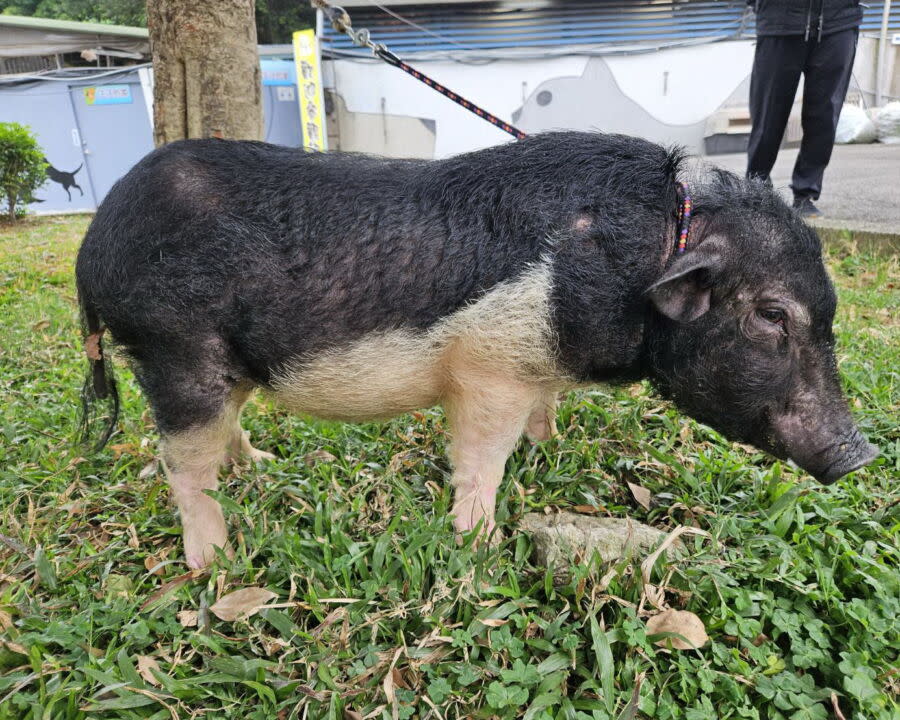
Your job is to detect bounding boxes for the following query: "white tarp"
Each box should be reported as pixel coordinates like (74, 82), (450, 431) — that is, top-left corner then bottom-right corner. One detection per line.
(0, 24), (148, 59)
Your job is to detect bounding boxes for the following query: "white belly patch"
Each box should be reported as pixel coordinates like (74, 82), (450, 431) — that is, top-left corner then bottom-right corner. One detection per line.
(269, 260), (567, 422)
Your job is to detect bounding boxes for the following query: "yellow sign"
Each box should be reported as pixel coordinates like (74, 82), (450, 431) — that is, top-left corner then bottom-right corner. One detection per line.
(292, 29), (327, 151)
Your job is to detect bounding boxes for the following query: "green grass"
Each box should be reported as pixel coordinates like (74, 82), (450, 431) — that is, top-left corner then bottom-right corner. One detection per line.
(0, 215), (897, 720)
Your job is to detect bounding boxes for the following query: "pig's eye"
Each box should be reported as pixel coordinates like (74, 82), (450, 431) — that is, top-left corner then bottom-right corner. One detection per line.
(757, 307), (786, 326)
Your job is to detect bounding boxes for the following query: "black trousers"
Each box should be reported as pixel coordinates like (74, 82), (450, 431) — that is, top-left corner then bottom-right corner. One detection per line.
(747, 28), (858, 200)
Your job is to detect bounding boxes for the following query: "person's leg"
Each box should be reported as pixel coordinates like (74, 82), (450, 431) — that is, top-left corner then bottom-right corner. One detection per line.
(792, 28), (859, 201)
(747, 35), (806, 183)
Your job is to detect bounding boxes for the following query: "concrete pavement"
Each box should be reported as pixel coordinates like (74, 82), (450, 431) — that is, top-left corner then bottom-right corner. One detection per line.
(701, 144), (900, 240)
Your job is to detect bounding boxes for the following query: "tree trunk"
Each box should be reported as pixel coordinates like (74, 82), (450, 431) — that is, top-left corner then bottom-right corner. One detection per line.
(147, 0), (263, 146)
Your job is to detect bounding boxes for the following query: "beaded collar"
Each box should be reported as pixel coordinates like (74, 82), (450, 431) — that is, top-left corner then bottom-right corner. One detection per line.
(675, 181), (693, 254)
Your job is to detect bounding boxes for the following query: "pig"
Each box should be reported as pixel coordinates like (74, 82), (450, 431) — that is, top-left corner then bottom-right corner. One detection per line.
(75, 132), (877, 569)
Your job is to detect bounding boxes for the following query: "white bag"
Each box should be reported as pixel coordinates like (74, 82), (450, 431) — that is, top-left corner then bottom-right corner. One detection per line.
(873, 101), (900, 144)
(834, 104), (877, 144)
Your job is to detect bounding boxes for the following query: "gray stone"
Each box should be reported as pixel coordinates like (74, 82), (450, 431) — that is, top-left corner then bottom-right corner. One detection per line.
(519, 512), (673, 580)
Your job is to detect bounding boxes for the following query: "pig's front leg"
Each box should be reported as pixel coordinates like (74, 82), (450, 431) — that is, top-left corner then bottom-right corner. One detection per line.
(444, 375), (542, 537)
(224, 388), (276, 465)
(229, 429), (277, 464)
(525, 390), (559, 442)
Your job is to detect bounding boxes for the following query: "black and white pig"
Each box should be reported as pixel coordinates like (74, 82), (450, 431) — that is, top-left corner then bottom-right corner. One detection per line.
(75, 132), (877, 568)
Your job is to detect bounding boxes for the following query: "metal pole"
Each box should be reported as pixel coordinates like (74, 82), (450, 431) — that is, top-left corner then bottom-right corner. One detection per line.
(876, 0), (892, 106)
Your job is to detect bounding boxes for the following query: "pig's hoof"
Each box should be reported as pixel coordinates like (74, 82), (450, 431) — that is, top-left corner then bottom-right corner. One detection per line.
(185, 541), (233, 570)
(454, 527), (505, 549)
(229, 430), (276, 465)
(525, 411), (558, 443)
(185, 552), (208, 570)
(183, 524), (233, 569)
(246, 447), (276, 464)
(452, 515), (503, 548)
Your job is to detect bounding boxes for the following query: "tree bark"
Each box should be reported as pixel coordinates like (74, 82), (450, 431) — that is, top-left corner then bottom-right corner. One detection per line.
(147, 0), (263, 146)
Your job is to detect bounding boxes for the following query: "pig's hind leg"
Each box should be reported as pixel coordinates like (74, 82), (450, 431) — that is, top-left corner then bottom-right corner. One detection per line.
(163, 418), (232, 569)
(143, 352), (255, 569)
(444, 372), (542, 538)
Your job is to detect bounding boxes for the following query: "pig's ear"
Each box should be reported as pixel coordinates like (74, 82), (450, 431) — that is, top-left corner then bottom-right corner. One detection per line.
(647, 239), (724, 322)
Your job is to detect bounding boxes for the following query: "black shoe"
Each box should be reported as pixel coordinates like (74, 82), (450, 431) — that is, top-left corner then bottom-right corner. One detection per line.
(793, 196), (822, 218)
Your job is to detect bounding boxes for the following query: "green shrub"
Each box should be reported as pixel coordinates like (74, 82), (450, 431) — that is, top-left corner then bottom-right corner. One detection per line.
(0, 122), (46, 222)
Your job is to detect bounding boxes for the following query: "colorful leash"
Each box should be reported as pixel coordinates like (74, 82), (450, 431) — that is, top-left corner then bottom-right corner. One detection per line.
(372, 46), (527, 140)
(311, 0), (527, 140)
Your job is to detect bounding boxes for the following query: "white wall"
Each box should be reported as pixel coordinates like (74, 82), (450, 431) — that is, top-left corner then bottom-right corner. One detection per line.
(328, 55), (590, 156)
(326, 42), (758, 157)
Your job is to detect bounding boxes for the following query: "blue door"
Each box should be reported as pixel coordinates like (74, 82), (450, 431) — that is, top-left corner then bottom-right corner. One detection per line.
(68, 81), (154, 205)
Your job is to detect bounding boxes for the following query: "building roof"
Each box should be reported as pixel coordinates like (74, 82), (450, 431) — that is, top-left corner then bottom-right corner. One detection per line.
(0, 14), (148, 38)
(0, 14), (148, 59)
(320, 0), (900, 59)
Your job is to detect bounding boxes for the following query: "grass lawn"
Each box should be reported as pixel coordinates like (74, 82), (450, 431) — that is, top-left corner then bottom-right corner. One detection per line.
(0, 215), (897, 720)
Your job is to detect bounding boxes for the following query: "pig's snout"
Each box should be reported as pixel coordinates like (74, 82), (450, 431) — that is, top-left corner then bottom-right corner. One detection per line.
(811, 429), (879, 484)
(771, 410), (878, 484)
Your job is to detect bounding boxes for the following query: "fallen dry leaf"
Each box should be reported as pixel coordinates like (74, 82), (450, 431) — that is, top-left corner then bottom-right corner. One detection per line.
(32, 320), (50, 331)
(108, 443), (139, 459)
(646, 609), (708, 650)
(476, 598), (503, 608)
(139, 569), (205, 612)
(618, 671), (646, 720)
(383, 665), (395, 709)
(391, 667), (410, 690)
(383, 647), (403, 720)
(127, 525), (139, 550)
(65, 457), (87, 471)
(480, 618), (508, 627)
(78, 643), (104, 658)
(571, 504), (604, 515)
(304, 449), (337, 466)
(297, 685), (329, 701)
(262, 635), (290, 656)
(0, 610), (12, 630)
(209, 587), (277, 622)
(84, 331), (103, 360)
(176, 610), (198, 627)
(2, 640), (28, 656)
(627, 481), (651, 511)
(136, 655), (162, 686)
(640, 525), (710, 610)
(144, 552), (168, 576)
